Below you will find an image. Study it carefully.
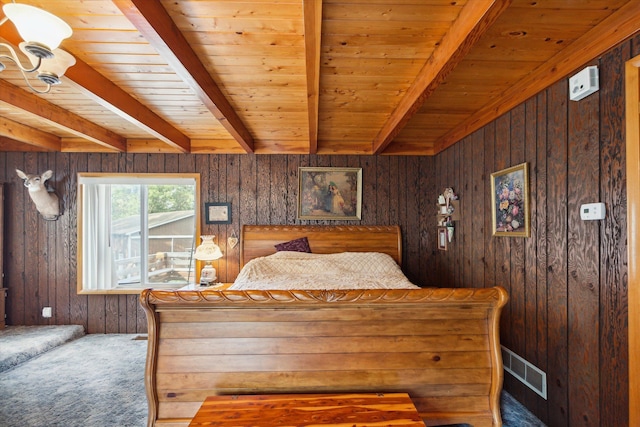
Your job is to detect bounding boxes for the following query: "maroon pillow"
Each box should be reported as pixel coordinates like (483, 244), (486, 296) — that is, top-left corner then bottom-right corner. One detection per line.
(274, 237), (312, 253)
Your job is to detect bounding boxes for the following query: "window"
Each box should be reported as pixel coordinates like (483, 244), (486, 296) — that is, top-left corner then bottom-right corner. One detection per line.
(77, 173), (200, 294)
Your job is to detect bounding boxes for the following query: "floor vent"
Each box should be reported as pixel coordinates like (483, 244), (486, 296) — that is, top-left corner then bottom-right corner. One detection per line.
(501, 346), (547, 399)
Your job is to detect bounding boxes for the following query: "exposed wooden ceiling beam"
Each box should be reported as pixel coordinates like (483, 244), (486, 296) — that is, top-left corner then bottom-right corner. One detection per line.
(0, 116), (61, 151)
(0, 80), (126, 151)
(61, 138), (120, 153)
(0, 136), (51, 152)
(114, 0), (255, 153)
(434, 0), (640, 154)
(65, 61), (190, 153)
(0, 17), (190, 154)
(372, 0), (512, 155)
(303, 0), (322, 154)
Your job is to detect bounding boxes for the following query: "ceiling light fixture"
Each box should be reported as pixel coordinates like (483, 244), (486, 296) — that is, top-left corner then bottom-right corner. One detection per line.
(0, 2), (75, 93)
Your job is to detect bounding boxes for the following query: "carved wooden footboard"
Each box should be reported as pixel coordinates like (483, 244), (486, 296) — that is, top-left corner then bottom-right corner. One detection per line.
(141, 286), (508, 427)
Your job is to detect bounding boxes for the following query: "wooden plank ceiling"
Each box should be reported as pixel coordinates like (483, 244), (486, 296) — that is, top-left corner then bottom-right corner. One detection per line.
(0, 0), (638, 155)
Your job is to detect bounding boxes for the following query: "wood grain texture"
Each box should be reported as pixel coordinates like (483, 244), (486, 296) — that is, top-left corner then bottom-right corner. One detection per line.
(567, 65), (600, 426)
(507, 103), (526, 402)
(241, 224), (402, 267)
(625, 48), (640, 427)
(598, 40), (630, 424)
(0, 28), (636, 427)
(0, 153), (436, 331)
(141, 286), (508, 427)
(2, 1), (634, 155)
(188, 393), (425, 427)
(530, 91), (549, 420)
(430, 37), (633, 425)
(544, 80), (570, 427)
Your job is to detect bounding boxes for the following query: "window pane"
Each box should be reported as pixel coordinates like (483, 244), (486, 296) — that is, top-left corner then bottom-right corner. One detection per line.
(111, 185), (141, 286)
(146, 184), (196, 285)
(78, 174), (199, 294)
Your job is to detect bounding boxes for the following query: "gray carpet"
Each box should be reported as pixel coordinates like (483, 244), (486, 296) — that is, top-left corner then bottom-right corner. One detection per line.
(0, 325), (85, 373)
(0, 331), (147, 427)
(0, 326), (546, 427)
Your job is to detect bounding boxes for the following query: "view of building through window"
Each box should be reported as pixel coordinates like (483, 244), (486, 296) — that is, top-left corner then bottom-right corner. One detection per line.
(78, 174), (199, 292)
(111, 184), (196, 286)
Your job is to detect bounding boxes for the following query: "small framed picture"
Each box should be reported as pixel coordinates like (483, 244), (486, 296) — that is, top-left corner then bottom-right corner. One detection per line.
(437, 227), (448, 251)
(205, 202), (231, 224)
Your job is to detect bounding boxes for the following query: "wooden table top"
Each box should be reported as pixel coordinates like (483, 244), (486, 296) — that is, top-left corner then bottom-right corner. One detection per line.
(188, 392), (426, 426)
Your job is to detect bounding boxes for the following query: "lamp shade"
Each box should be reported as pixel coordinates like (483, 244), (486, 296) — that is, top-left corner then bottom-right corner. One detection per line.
(3, 3), (73, 51)
(43, 48), (76, 78)
(20, 43), (76, 82)
(194, 236), (223, 261)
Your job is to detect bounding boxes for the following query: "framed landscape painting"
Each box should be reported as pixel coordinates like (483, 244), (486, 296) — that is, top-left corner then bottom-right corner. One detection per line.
(297, 167), (362, 220)
(491, 162), (530, 237)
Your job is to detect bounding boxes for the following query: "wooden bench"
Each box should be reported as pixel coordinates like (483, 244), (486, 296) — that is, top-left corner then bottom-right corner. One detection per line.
(188, 393), (426, 426)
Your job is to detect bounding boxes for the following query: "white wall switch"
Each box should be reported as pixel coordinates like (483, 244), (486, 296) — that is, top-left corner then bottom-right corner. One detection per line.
(42, 307), (52, 318)
(580, 202), (605, 220)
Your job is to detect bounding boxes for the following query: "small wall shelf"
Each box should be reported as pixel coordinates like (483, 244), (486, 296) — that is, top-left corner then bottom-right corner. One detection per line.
(436, 188), (459, 249)
(437, 199), (460, 226)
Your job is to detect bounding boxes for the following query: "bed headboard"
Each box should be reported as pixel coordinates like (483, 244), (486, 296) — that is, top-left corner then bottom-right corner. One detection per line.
(240, 225), (402, 268)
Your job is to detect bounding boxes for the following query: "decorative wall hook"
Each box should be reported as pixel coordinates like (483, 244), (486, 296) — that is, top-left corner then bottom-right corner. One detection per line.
(227, 229), (239, 249)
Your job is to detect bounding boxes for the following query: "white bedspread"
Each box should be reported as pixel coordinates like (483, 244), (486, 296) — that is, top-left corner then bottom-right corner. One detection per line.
(229, 251), (419, 290)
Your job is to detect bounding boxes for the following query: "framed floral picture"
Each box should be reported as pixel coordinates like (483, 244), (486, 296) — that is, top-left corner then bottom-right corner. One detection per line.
(491, 162), (530, 237)
(297, 167), (362, 220)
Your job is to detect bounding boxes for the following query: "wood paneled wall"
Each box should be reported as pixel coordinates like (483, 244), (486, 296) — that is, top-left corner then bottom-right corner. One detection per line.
(0, 36), (635, 427)
(433, 36), (634, 427)
(0, 154), (436, 333)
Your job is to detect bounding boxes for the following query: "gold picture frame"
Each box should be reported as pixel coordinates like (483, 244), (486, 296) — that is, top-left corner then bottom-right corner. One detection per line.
(491, 162), (530, 237)
(297, 167), (362, 220)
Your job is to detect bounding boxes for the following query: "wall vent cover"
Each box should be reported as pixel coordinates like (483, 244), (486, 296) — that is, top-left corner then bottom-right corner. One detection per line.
(501, 346), (547, 399)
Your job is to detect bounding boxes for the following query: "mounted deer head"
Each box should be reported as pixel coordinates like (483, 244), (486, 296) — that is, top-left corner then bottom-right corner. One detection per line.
(16, 169), (60, 221)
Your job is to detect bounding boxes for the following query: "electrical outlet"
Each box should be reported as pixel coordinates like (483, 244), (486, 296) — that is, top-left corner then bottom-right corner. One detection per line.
(42, 307), (52, 318)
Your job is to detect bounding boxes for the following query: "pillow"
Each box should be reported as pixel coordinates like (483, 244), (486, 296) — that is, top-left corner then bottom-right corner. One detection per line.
(274, 236), (312, 253)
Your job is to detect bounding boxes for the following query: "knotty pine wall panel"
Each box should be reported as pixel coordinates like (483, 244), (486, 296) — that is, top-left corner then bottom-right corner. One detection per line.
(433, 36), (636, 427)
(0, 153), (436, 334)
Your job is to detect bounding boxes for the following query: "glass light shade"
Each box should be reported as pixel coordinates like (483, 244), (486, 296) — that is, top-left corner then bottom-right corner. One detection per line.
(20, 43), (76, 83)
(3, 3), (73, 51)
(194, 236), (223, 261)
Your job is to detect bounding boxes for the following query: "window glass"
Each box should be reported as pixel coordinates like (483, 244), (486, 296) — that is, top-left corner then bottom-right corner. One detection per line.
(77, 174), (200, 294)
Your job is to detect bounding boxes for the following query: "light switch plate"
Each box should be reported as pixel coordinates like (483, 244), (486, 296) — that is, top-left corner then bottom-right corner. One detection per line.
(580, 202), (605, 220)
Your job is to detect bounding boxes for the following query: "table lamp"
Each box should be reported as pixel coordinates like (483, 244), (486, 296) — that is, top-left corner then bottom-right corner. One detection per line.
(194, 235), (223, 285)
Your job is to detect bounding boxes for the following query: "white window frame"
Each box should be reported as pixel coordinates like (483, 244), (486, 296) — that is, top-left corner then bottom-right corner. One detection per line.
(77, 173), (201, 295)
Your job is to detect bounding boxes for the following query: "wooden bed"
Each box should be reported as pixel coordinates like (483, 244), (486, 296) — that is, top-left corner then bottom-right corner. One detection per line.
(140, 225), (508, 427)
(240, 224), (405, 266)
